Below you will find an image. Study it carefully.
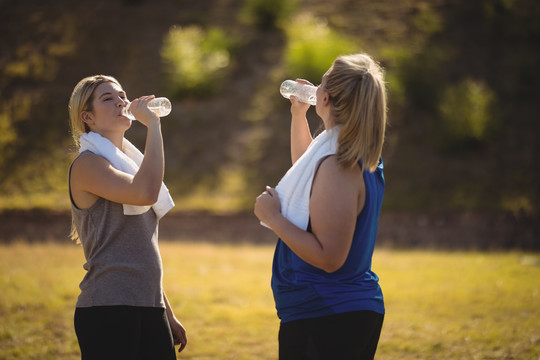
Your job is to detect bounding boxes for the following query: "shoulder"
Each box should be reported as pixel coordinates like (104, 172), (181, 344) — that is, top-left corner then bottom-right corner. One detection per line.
(311, 155), (364, 202)
(72, 152), (110, 171)
(312, 156), (365, 216)
(70, 152), (113, 183)
(316, 155), (363, 185)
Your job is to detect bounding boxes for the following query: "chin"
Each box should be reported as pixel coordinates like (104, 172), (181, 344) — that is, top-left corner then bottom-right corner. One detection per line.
(120, 116), (132, 126)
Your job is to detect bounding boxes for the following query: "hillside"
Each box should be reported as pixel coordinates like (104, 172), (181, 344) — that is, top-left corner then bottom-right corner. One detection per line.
(0, 0), (539, 247)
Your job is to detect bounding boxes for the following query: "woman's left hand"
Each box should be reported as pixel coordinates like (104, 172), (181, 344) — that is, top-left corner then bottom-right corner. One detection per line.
(254, 186), (281, 226)
(169, 317), (188, 353)
(128, 95), (160, 127)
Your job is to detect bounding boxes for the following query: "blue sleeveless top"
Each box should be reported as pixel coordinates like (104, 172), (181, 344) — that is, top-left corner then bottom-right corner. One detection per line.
(271, 159), (385, 323)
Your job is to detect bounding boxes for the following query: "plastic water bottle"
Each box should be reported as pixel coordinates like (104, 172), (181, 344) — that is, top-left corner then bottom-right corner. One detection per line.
(280, 80), (317, 106)
(123, 97), (172, 120)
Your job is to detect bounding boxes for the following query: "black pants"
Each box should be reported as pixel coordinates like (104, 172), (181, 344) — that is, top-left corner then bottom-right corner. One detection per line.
(74, 306), (176, 360)
(279, 310), (384, 360)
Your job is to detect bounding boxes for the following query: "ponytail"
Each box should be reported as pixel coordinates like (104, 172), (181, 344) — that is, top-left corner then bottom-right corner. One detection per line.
(325, 54), (387, 172)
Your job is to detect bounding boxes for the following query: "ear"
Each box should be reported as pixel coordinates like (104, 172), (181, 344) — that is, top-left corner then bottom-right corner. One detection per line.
(80, 111), (94, 125)
(322, 92), (331, 106)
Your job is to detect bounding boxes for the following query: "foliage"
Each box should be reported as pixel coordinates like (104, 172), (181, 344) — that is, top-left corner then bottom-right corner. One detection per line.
(0, 96), (29, 169)
(438, 78), (495, 147)
(380, 0), (540, 214)
(282, 13), (358, 82)
(239, 0), (296, 30)
(0, 0), (538, 215)
(0, 242), (538, 359)
(412, 2), (443, 34)
(0, 6), (76, 210)
(161, 26), (232, 97)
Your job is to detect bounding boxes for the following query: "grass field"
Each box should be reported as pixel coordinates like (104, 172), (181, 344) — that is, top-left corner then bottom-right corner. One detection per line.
(0, 242), (538, 360)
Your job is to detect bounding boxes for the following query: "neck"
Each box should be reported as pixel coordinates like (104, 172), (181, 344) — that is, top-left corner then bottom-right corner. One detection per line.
(323, 116), (337, 131)
(91, 130), (125, 150)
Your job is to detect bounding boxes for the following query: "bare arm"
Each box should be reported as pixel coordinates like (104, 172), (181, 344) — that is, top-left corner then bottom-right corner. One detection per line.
(164, 292), (187, 353)
(255, 156), (364, 272)
(131, 110), (164, 202)
(70, 97), (165, 207)
(289, 80), (313, 164)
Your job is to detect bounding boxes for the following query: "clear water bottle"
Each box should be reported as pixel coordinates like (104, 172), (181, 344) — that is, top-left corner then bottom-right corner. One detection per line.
(280, 80), (317, 106)
(123, 97), (172, 120)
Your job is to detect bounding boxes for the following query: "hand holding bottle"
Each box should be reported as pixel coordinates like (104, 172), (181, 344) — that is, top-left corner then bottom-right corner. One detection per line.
(123, 97), (172, 121)
(280, 79), (317, 105)
(123, 96), (162, 128)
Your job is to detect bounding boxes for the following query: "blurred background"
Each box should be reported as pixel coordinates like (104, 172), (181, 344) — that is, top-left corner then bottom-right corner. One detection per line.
(0, 0), (538, 249)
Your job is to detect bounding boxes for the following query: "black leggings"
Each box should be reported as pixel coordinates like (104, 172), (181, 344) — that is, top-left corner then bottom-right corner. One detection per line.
(279, 310), (384, 360)
(74, 306), (176, 360)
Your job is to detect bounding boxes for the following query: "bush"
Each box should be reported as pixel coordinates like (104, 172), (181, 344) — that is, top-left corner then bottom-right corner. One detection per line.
(161, 26), (232, 97)
(282, 13), (358, 83)
(240, 0), (296, 30)
(438, 78), (495, 145)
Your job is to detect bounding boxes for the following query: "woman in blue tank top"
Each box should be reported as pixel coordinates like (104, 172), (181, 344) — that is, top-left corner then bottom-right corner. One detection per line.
(255, 53), (387, 360)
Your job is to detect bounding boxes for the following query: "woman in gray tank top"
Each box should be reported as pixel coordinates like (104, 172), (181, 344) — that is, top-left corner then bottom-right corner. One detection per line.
(68, 75), (187, 359)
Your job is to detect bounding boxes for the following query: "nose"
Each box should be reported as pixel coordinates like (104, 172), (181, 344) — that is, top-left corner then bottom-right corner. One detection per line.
(116, 97), (128, 108)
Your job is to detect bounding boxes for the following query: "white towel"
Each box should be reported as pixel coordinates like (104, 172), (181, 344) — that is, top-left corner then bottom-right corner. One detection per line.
(79, 131), (175, 220)
(264, 126), (341, 230)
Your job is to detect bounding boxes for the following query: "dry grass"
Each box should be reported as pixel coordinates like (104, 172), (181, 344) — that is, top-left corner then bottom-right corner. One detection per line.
(0, 242), (538, 359)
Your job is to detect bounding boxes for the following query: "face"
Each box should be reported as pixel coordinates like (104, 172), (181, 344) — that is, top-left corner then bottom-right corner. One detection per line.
(82, 82), (131, 135)
(316, 74), (327, 102)
(316, 73), (334, 128)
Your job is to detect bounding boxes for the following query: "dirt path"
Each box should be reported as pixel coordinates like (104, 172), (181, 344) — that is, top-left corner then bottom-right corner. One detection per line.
(0, 209), (536, 250)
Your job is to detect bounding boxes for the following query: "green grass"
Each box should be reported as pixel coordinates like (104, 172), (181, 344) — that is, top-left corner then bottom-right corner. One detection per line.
(0, 242), (538, 359)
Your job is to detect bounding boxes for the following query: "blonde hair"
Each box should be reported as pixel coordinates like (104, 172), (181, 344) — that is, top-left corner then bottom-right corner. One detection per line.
(68, 75), (121, 242)
(325, 54), (387, 172)
(68, 74), (121, 148)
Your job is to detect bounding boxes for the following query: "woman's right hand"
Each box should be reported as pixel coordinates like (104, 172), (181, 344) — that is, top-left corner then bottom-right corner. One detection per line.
(127, 95), (160, 127)
(254, 186), (282, 228)
(289, 95), (311, 117)
(289, 79), (312, 117)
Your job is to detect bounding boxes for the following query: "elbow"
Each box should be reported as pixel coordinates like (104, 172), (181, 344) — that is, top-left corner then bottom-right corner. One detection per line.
(129, 176), (161, 205)
(134, 186), (160, 206)
(321, 258), (345, 274)
(142, 194), (159, 206)
(142, 190), (160, 205)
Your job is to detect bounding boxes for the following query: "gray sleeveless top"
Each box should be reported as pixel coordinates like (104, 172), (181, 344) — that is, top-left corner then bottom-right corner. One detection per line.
(69, 152), (165, 308)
